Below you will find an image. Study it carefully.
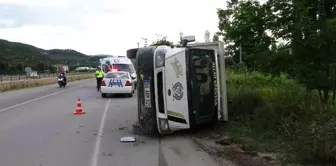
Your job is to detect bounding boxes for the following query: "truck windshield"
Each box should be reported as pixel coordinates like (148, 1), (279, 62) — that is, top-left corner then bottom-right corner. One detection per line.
(113, 64), (135, 73)
(189, 49), (217, 122)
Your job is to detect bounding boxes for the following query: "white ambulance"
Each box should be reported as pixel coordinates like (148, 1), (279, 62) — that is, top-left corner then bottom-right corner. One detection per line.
(100, 57), (137, 87)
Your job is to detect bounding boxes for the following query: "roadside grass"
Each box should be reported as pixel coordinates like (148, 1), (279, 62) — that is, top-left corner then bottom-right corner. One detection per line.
(0, 74), (94, 92)
(225, 70), (336, 165)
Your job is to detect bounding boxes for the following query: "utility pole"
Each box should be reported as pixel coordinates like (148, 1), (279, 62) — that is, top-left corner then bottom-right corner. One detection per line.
(43, 61), (45, 76)
(239, 36), (242, 63)
(179, 32), (183, 44)
(137, 42), (139, 48)
(239, 44), (242, 63)
(141, 37), (148, 47)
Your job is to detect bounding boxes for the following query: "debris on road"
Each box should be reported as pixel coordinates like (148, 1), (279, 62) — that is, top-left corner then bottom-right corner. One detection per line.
(120, 136), (136, 142)
(101, 152), (113, 156)
(118, 127), (127, 130)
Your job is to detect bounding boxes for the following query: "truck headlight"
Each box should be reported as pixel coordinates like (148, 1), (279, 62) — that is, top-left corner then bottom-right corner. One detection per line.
(158, 118), (169, 132)
(155, 50), (166, 68)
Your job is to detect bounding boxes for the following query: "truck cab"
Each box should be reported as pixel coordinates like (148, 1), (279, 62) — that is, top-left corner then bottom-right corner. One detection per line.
(127, 36), (227, 135)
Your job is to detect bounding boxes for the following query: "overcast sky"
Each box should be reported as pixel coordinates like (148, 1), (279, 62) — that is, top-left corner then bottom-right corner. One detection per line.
(0, 0), (224, 55)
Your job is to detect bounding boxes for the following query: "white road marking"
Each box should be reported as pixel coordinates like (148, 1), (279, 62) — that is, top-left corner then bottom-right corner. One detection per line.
(0, 83), (88, 113)
(91, 99), (111, 166)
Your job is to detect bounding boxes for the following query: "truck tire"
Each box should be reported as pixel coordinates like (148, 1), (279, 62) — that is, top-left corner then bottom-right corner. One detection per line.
(138, 99), (159, 136)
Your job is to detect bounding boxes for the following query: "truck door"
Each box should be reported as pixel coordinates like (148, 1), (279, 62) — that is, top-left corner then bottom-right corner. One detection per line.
(189, 48), (217, 124)
(164, 50), (190, 129)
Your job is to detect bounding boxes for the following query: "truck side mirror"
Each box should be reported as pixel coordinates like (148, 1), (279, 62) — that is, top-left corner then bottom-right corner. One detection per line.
(181, 36), (196, 47)
(182, 36), (195, 42)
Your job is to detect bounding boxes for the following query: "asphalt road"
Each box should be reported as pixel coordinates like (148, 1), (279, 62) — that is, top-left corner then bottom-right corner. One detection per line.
(0, 79), (220, 166)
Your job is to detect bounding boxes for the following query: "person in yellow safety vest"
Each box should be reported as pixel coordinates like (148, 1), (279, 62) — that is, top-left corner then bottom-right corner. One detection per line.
(95, 66), (104, 92)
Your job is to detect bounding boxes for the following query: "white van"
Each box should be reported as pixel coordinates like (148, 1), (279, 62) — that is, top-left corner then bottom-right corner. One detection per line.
(100, 57), (137, 84)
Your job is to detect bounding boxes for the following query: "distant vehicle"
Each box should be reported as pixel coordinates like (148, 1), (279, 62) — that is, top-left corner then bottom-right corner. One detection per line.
(100, 56), (137, 89)
(29, 71), (38, 78)
(100, 71), (135, 98)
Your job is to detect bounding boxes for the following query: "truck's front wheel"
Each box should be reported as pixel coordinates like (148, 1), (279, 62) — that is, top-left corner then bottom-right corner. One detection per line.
(138, 104), (159, 136)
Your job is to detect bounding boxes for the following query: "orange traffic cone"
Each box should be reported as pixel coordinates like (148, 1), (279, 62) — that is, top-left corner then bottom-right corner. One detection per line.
(74, 98), (85, 115)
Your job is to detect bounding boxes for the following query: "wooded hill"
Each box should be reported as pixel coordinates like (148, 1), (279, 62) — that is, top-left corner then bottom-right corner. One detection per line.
(0, 39), (110, 74)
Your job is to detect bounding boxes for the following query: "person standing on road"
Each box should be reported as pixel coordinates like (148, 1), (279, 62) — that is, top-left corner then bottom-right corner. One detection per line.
(95, 66), (104, 92)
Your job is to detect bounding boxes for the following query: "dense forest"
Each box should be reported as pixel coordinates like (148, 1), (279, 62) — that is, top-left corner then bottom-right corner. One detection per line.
(213, 0), (336, 164)
(0, 39), (110, 74)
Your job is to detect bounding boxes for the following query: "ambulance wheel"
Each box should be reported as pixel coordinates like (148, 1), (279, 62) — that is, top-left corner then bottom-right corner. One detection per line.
(101, 93), (107, 98)
(126, 93), (132, 97)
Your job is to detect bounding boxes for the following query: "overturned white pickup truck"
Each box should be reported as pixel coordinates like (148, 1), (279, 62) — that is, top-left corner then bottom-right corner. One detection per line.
(127, 36), (228, 135)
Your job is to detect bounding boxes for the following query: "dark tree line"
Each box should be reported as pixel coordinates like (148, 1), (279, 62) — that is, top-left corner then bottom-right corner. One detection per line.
(217, 0), (336, 105)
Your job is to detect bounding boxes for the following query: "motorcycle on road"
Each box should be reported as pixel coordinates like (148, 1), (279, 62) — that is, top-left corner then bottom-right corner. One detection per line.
(57, 75), (67, 88)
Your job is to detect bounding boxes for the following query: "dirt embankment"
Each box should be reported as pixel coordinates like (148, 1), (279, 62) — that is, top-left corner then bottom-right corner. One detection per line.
(189, 126), (282, 166)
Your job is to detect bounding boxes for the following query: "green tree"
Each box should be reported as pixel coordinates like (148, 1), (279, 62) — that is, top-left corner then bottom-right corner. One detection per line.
(48, 65), (56, 73)
(16, 64), (23, 73)
(204, 30), (210, 42)
(217, 0), (274, 65)
(0, 61), (6, 74)
(261, 0), (336, 104)
(37, 62), (44, 72)
(212, 32), (219, 41)
(151, 34), (174, 46)
(288, 0), (336, 105)
(264, 0), (293, 41)
(218, 0), (336, 105)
